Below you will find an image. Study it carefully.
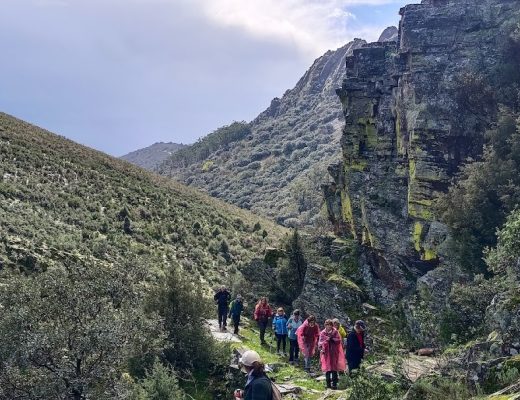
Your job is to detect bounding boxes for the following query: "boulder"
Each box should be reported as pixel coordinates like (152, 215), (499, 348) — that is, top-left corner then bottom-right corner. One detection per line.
(293, 263), (364, 323)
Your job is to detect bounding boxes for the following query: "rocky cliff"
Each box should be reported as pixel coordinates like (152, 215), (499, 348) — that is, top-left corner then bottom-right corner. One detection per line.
(325, 0), (520, 304)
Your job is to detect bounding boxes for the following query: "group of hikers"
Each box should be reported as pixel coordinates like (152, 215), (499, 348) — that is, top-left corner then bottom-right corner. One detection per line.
(215, 287), (368, 396)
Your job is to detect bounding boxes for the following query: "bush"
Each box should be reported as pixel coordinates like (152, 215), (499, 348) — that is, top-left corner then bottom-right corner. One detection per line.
(341, 370), (404, 399)
(129, 360), (186, 400)
(0, 259), (160, 399)
(439, 275), (496, 344)
(406, 377), (471, 400)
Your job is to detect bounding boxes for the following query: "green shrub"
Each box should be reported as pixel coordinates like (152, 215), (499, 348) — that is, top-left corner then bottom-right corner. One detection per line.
(342, 370), (404, 399)
(406, 377), (471, 400)
(129, 360), (186, 400)
(439, 275), (496, 344)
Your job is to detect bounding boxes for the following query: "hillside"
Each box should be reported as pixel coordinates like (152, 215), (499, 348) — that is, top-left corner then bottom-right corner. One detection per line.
(120, 141), (186, 170)
(158, 39), (368, 228)
(0, 112), (291, 398)
(0, 112), (286, 284)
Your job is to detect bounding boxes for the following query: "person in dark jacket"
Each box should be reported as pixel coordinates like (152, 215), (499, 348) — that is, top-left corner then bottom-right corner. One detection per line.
(214, 285), (231, 331)
(346, 320), (367, 373)
(229, 294), (244, 335)
(234, 350), (273, 400)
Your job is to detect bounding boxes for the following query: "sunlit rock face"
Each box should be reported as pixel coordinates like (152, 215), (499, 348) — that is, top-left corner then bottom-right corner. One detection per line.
(325, 0), (520, 304)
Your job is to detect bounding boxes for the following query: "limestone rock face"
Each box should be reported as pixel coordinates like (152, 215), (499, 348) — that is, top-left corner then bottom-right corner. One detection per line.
(325, 0), (520, 303)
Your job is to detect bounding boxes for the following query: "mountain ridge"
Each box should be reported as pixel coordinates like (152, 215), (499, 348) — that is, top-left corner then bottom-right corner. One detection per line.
(121, 141), (186, 170)
(157, 38), (367, 228)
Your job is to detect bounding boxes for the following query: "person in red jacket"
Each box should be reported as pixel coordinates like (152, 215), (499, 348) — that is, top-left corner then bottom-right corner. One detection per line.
(318, 319), (346, 390)
(296, 315), (320, 372)
(253, 297), (273, 345)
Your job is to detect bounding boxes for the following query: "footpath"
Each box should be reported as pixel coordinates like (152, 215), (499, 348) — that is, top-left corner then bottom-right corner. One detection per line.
(206, 318), (444, 399)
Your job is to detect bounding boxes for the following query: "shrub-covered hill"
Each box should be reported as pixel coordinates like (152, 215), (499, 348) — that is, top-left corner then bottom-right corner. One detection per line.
(0, 112), (286, 285)
(0, 112), (289, 398)
(120, 141), (186, 171)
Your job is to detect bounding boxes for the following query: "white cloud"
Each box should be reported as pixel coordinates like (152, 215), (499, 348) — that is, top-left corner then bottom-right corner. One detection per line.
(185, 0), (401, 56)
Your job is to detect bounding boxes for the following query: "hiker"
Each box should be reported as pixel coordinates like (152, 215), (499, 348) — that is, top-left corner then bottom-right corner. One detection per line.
(272, 307), (288, 356)
(229, 294), (244, 335)
(234, 350), (273, 400)
(254, 297), (273, 345)
(319, 319), (346, 390)
(346, 320), (367, 373)
(287, 309), (303, 364)
(214, 285), (231, 331)
(332, 318), (347, 342)
(296, 315), (320, 372)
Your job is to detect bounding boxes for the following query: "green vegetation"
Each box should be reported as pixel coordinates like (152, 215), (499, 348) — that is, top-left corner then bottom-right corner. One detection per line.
(276, 229), (308, 303)
(406, 377), (472, 400)
(0, 113), (286, 398)
(159, 121), (251, 169)
(439, 275), (497, 344)
(439, 24), (520, 272)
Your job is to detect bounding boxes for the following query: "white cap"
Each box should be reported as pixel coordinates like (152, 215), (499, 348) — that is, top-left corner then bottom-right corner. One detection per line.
(239, 350), (261, 372)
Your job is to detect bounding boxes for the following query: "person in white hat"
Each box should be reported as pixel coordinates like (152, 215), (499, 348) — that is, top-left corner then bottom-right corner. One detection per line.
(234, 350), (273, 400)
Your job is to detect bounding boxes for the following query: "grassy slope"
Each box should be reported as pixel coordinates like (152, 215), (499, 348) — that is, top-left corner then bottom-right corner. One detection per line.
(0, 112), (287, 286)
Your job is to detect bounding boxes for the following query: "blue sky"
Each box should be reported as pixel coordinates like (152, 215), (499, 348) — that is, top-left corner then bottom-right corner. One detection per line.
(0, 0), (411, 156)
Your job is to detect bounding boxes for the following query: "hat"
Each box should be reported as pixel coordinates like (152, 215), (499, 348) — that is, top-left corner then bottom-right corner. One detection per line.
(239, 350), (261, 372)
(355, 320), (366, 330)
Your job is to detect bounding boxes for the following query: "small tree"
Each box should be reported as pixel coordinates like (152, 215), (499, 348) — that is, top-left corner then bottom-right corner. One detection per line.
(0, 258), (160, 399)
(129, 360), (186, 400)
(278, 230), (307, 302)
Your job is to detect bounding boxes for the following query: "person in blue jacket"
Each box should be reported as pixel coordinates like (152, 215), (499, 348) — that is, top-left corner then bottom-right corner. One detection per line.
(286, 309), (303, 364)
(272, 307), (288, 356)
(229, 294), (244, 335)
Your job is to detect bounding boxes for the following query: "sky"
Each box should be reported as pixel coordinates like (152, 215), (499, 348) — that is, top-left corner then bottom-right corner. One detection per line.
(0, 0), (411, 156)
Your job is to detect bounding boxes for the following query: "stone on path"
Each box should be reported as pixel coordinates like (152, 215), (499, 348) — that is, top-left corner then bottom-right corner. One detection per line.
(367, 353), (444, 383)
(206, 319), (242, 343)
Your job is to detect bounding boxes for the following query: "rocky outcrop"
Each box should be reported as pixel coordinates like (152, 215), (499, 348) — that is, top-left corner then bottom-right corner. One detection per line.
(325, 0), (520, 304)
(293, 263), (364, 323)
(486, 289), (520, 357)
(378, 26), (398, 43)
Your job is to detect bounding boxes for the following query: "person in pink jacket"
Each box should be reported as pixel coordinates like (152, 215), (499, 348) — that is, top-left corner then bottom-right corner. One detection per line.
(318, 319), (346, 390)
(296, 315), (320, 372)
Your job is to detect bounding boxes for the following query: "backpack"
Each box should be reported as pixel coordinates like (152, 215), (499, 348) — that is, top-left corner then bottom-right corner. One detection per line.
(271, 381), (283, 400)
